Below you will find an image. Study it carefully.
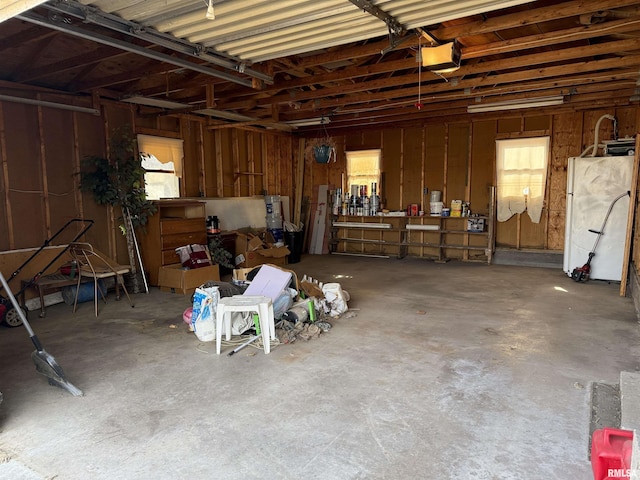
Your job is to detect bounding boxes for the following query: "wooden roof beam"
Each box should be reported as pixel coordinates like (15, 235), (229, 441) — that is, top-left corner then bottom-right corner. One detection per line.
(321, 90), (636, 133)
(217, 39), (640, 110)
(463, 15), (640, 59)
(287, 77), (639, 125)
(273, 0), (640, 72)
(14, 46), (129, 83)
(0, 24), (57, 53)
(297, 59), (640, 112)
(220, 17), (640, 102)
(431, 0), (640, 40)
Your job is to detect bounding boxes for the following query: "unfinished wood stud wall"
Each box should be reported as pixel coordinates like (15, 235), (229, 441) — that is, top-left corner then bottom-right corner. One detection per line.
(1, 94), (638, 268)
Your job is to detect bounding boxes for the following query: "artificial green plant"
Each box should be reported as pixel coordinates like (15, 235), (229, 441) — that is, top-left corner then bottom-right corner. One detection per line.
(79, 127), (156, 293)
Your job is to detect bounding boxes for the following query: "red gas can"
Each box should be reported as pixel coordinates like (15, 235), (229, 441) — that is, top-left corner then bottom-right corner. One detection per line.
(591, 427), (633, 480)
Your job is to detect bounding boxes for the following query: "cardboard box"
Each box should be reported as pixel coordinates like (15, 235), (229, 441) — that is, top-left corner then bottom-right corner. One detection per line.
(234, 246), (290, 268)
(158, 263), (220, 295)
(235, 232), (266, 253)
(232, 267), (255, 283)
(233, 228), (290, 268)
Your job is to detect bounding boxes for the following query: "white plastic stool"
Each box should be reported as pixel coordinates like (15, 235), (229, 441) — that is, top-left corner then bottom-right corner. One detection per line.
(216, 295), (276, 354)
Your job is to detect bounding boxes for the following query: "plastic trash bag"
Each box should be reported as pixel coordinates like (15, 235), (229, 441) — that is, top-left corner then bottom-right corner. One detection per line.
(321, 283), (350, 317)
(191, 286), (219, 342)
(273, 288), (297, 319)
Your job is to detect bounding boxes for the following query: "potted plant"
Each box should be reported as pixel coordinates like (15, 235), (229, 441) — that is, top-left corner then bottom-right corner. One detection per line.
(305, 136), (337, 164)
(79, 127), (157, 293)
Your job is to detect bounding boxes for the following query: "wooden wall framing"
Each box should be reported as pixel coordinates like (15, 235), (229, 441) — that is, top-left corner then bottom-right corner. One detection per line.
(0, 92), (639, 270)
(318, 106), (640, 259)
(0, 97), (295, 266)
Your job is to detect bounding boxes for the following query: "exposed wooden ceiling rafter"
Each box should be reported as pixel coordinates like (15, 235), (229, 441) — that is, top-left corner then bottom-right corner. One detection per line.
(1, 0), (640, 133)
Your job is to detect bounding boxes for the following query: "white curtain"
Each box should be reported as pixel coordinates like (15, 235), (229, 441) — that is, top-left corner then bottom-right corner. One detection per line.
(137, 134), (184, 178)
(496, 137), (549, 223)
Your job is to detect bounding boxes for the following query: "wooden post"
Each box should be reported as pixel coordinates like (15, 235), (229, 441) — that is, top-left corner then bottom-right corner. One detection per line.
(399, 128), (405, 210)
(464, 122), (473, 261)
(620, 134), (640, 297)
(102, 108), (117, 260)
(214, 129), (224, 196)
(247, 131), (255, 195)
(72, 112), (85, 221)
(293, 138), (305, 226)
(36, 97), (51, 238)
(198, 122), (206, 197)
(487, 185), (496, 264)
(232, 129), (240, 196)
(0, 102), (15, 249)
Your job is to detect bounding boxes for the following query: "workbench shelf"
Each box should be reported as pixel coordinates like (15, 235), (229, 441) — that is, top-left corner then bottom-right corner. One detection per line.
(330, 188), (496, 264)
(330, 215), (407, 258)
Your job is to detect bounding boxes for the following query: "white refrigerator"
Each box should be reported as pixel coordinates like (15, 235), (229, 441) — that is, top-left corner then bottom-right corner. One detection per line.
(563, 155), (633, 281)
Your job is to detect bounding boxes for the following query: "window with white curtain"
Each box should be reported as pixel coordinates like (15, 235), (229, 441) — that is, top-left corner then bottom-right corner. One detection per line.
(137, 134), (184, 200)
(346, 149), (381, 195)
(496, 137), (550, 223)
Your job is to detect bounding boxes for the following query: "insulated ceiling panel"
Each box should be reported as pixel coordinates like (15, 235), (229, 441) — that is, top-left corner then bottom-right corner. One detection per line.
(7, 0), (637, 133)
(0, 0), (49, 23)
(75, 0), (536, 62)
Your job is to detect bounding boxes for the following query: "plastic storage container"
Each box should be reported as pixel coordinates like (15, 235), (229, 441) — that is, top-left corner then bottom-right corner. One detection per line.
(430, 201), (443, 216)
(266, 216), (283, 229)
(451, 199), (463, 217)
(62, 280), (106, 305)
(206, 216), (220, 234)
(591, 427), (633, 480)
(264, 195), (281, 217)
(285, 229), (304, 263)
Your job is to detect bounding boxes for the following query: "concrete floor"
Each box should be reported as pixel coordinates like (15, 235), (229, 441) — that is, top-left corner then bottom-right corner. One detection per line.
(1, 254), (639, 480)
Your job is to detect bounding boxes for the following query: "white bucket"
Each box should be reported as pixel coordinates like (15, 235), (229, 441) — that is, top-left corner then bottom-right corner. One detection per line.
(430, 190), (442, 202)
(430, 201), (444, 216)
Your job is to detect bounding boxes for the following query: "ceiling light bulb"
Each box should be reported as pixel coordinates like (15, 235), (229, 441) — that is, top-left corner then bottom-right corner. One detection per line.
(206, 0), (215, 20)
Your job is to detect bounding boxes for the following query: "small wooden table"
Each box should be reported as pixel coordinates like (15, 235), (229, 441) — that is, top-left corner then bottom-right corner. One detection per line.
(20, 274), (91, 317)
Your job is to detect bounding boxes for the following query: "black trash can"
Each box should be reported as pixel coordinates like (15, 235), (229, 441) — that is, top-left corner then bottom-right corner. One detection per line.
(285, 230), (304, 264)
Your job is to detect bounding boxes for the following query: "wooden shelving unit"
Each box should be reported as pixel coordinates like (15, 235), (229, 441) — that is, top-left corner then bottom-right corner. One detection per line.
(330, 215), (407, 258)
(330, 188), (496, 264)
(139, 199), (207, 286)
(405, 215), (494, 264)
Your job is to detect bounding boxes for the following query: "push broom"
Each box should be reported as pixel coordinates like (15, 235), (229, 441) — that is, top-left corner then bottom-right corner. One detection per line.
(0, 271), (83, 396)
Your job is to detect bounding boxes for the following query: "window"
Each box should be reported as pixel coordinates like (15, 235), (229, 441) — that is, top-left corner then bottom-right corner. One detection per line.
(496, 137), (549, 223)
(137, 134), (184, 200)
(346, 149), (381, 196)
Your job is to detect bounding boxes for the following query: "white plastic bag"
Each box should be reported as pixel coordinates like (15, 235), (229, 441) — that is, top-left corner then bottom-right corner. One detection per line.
(321, 283), (349, 317)
(191, 286), (219, 342)
(273, 288), (297, 319)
